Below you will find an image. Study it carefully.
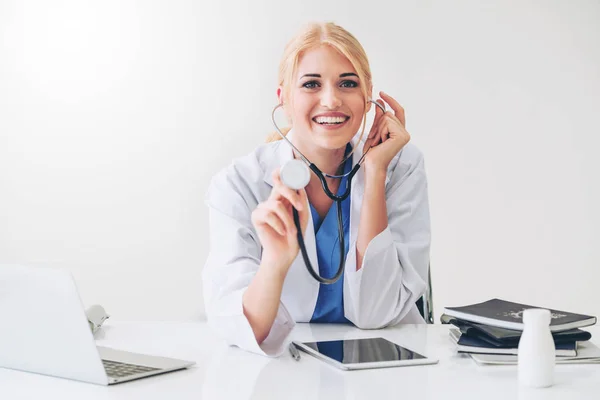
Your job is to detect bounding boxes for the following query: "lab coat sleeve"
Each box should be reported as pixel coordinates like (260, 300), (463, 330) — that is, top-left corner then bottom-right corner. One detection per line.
(202, 171), (295, 357)
(343, 150), (430, 329)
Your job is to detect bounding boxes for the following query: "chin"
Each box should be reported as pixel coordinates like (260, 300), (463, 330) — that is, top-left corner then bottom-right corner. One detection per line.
(310, 121), (358, 149)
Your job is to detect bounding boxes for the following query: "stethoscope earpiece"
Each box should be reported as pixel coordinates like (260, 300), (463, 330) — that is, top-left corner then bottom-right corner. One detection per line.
(368, 99), (386, 113)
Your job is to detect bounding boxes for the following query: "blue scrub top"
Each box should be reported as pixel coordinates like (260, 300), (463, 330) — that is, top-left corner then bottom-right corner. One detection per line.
(309, 144), (352, 324)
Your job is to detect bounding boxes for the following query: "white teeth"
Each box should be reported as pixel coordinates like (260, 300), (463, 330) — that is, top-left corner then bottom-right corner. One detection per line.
(314, 116), (348, 124)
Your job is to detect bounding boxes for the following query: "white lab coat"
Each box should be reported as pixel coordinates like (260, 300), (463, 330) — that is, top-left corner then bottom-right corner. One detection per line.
(202, 130), (431, 357)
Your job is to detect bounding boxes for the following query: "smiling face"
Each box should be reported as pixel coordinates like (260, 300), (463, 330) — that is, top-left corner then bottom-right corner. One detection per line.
(279, 45), (370, 151)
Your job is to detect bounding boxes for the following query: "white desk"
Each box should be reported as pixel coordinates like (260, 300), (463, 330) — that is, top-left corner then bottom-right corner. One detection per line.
(1, 321), (599, 399)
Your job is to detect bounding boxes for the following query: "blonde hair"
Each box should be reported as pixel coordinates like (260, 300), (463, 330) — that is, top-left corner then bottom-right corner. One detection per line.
(266, 22), (373, 143)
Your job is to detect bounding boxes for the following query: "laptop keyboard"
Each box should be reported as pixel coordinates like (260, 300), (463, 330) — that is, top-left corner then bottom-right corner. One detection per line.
(102, 359), (160, 378)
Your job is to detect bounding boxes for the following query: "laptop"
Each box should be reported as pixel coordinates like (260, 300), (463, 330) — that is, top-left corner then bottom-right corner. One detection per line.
(0, 264), (195, 385)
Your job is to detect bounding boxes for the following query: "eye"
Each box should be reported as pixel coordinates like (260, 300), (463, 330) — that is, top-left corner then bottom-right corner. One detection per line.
(340, 80), (358, 88)
(302, 80), (320, 89)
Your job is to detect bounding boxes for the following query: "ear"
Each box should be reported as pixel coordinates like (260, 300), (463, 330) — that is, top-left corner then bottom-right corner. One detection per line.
(277, 87), (293, 124)
(365, 86), (373, 113)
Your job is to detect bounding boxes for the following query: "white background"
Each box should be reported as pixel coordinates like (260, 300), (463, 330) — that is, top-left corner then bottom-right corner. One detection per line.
(1, 0), (598, 321)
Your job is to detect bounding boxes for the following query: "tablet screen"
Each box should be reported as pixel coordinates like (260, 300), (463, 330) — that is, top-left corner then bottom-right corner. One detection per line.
(300, 337), (426, 364)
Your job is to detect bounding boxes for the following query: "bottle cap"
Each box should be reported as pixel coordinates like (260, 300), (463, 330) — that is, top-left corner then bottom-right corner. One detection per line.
(522, 308), (551, 325)
(280, 159), (310, 190)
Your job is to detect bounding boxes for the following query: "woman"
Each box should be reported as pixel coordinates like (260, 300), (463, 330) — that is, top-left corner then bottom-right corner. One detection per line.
(203, 22), (431, 357)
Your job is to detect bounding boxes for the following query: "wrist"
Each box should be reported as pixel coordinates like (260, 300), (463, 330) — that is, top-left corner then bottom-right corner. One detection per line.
(364, 163), (387, 183)
(261, 253), (292, 278)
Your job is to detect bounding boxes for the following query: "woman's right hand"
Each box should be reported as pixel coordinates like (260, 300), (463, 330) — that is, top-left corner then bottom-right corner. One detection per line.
(251, 169), (309, 273)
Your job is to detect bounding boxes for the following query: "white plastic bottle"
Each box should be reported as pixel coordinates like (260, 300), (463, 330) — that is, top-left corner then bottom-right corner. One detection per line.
(518, 308), (556, 388)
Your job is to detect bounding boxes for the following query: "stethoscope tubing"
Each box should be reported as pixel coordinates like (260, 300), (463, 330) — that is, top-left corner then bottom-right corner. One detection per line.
(272, 99), (386, 284)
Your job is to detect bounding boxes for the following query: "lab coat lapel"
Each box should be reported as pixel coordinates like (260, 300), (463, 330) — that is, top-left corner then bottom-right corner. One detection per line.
(262, 130), (320, 322)
(349, 156), (363, 253)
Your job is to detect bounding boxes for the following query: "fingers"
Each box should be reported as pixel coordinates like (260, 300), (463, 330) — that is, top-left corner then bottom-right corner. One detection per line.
(299, 187), (308, 206)
(268, 199), (296, 235)
(366, 100), (384, 141)
(379, 91), (405, 127)
(378, 119), (391, 143)
(252, 205), (284, 235)
(252, 199), (296, 236)
(265, 208), (287, 236)
(376, 116), (410, 144)
(252, 169), (307, 238)
(367, 111), (399, 147)
(297, 187), (309, 231)
(271, 170), (305, 210)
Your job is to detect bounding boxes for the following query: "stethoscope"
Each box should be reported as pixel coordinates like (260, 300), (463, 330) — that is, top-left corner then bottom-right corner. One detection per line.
(271, 99), (387, 284)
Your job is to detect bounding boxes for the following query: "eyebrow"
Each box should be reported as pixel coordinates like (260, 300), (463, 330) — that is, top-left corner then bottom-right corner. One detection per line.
(300, 72), (359, 79)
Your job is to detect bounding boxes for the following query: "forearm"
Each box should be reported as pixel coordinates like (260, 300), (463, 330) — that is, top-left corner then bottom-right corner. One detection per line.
(356, 167), (388, 270)
(242, 258), (287, 344)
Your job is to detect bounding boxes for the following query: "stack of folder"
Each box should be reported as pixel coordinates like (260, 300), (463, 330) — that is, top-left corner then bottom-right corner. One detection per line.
(441, 299), (600, 364)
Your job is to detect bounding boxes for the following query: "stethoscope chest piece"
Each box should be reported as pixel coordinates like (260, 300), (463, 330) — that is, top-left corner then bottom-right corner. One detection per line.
(280, 159), (310, 190)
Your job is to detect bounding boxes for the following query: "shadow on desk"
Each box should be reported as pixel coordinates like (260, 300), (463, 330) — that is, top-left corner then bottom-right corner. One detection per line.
(202, 323), (437, 400)
(202, 343), (351, 400)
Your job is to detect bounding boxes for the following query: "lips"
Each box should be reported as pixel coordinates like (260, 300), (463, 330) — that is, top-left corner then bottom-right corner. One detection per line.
(312, 112), (350, 126)
(313, 116), (349, 125)
(311, 117), (350, 131)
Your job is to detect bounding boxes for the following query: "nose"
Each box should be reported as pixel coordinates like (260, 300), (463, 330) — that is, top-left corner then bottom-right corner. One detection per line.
(319, 85), (342, 109)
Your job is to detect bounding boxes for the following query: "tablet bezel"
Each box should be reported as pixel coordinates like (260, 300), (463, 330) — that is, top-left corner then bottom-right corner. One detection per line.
(293, 337), (439, 371)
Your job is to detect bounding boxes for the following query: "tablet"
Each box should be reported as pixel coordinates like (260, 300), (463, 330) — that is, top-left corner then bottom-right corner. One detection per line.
(293, 337), (438, 371)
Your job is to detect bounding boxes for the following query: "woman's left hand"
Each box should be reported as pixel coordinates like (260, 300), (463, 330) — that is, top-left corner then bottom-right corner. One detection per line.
(363, 91), (410, 173)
